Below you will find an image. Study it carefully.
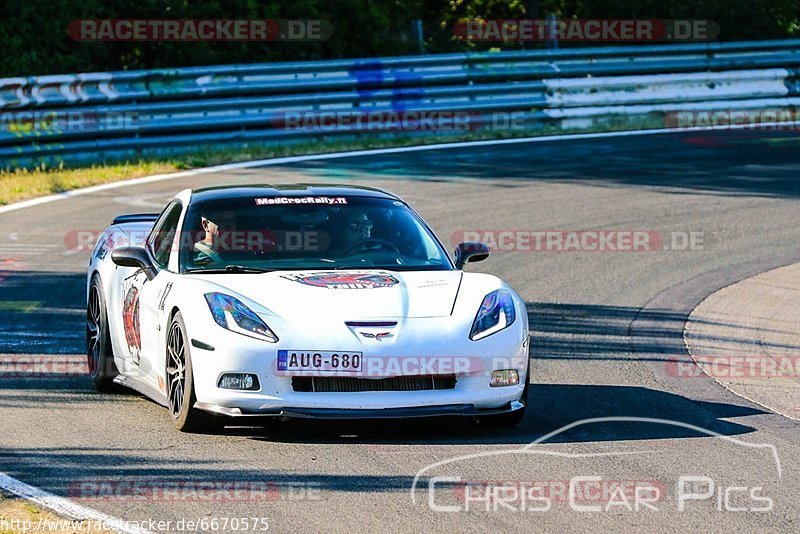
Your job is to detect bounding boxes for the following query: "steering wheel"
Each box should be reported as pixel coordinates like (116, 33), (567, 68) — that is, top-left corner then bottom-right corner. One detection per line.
(342, 238), (401, 256)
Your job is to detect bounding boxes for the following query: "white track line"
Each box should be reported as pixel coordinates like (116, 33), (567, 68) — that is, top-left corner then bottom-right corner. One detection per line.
(0, 472), (153, 534)
(0, 122), (783, 217)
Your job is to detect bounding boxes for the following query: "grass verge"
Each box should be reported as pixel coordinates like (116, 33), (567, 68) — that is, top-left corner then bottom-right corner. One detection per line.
(0, 490), (113, 533)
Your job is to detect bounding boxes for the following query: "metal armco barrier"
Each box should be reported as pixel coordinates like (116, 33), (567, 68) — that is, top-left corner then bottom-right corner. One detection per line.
(1, 39), (799, 168)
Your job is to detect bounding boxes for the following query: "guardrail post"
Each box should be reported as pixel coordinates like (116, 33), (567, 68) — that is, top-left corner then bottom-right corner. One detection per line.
(547, 14), (558, 49)
(412, 19), (424, 54)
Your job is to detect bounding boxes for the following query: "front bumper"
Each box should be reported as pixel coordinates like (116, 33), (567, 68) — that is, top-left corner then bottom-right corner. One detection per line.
(188, 314), (529, 418)
(194, 400), (525, 419)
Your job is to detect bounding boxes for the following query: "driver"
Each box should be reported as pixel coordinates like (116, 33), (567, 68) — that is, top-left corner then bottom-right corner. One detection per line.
(193, 211), (236, 266)
(337, 209), (374, 253)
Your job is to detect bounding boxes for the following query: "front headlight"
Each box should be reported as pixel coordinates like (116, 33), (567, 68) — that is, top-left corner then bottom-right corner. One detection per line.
(470, 289), (516, 340)
(204, 292), (278, 343)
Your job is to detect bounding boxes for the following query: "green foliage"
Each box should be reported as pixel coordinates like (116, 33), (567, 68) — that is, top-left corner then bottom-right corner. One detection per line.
(543, 0), (799, 41)
(0, 0), (797, 76)
(0, 0), (423, 75)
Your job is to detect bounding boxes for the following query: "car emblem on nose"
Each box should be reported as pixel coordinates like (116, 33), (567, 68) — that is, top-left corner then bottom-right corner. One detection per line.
(360, 331), (392, 340)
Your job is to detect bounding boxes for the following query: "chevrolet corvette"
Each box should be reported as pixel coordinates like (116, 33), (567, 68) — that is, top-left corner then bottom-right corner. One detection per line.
(86, 184), (529, 432)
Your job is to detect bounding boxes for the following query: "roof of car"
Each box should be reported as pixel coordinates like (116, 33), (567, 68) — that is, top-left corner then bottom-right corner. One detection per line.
(190, 184), (401, 203)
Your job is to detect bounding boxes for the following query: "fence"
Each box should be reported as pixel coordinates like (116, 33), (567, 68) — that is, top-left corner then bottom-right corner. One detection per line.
(1, 39), (798, 168)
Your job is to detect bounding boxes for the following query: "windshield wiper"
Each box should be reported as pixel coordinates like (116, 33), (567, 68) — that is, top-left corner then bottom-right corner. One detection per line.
(186, 265), (276, 274)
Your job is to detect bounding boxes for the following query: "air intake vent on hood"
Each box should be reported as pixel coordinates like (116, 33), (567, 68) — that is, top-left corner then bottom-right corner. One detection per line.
(344, 321), (398, 327)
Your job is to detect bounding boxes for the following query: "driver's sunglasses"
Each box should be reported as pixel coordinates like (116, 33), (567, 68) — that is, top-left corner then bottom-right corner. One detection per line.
(349, 220), (373, 231)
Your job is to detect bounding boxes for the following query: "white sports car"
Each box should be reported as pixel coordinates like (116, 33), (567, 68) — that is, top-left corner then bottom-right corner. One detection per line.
(87, 185), (529, 432)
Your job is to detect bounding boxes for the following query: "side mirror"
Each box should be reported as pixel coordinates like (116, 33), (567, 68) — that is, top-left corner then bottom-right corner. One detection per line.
(454, 242), (490, 269)
(111, 246), (158, 280)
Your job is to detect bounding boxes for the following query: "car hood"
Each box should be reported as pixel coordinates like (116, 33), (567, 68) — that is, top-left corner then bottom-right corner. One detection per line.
(198, 270), (463, 319)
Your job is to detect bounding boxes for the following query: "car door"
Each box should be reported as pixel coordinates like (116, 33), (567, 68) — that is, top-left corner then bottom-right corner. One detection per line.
(123, 201), (183, 393)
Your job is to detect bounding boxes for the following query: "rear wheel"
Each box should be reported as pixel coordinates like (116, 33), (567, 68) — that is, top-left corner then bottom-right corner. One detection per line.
(167, 312), (220, 433)
(87, 274), (117, 392)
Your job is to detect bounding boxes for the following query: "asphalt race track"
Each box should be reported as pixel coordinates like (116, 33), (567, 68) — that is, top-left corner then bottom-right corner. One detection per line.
(1, 130), (800, 532)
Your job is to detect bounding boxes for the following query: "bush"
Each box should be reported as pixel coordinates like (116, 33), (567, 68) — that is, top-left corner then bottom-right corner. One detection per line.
(0, 0), (796, 77)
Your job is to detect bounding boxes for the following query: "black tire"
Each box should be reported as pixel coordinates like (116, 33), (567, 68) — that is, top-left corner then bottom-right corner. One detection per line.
(478, 359), (530, 428)
(167, 311), (221, 433)
(87, 273), (117, 392)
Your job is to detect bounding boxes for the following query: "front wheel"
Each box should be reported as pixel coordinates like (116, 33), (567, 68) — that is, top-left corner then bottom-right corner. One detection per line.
(87, 274), (117, 392)
(166, 311), (221, 433)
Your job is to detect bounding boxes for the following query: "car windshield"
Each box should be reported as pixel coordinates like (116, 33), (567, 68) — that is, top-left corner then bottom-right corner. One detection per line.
(179, 195), (453, 273)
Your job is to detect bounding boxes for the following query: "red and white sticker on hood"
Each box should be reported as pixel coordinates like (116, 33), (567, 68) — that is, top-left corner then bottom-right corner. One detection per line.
(281, 271), (400, 289)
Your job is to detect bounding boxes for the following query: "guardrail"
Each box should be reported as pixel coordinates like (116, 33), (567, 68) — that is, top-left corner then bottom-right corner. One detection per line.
(1, 39), (799, 169)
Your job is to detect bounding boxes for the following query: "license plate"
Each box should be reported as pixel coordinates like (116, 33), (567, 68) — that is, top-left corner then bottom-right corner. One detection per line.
(277, 350), (363, 372)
